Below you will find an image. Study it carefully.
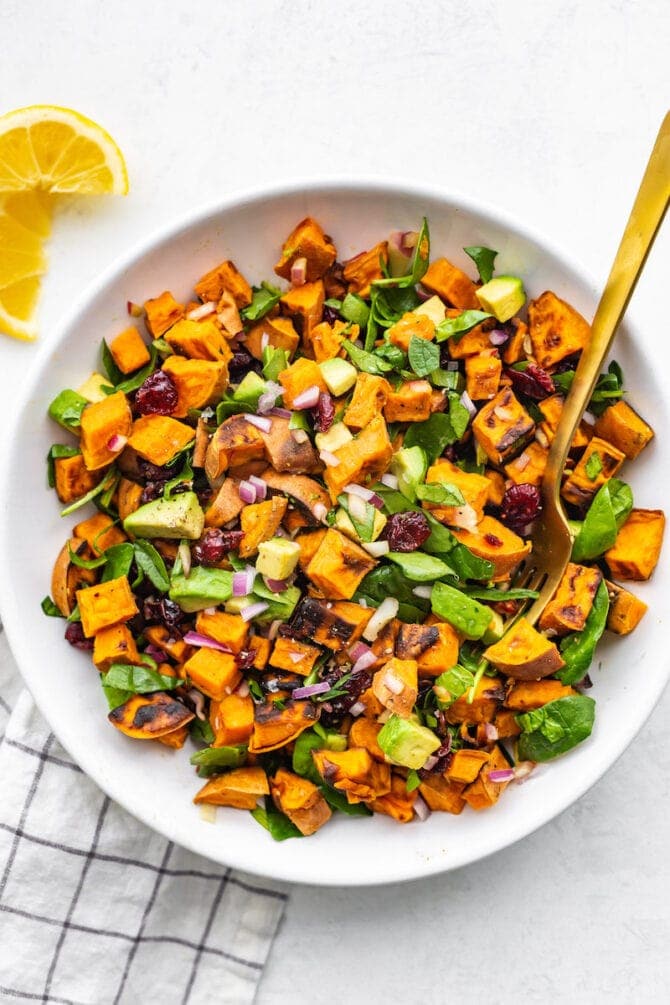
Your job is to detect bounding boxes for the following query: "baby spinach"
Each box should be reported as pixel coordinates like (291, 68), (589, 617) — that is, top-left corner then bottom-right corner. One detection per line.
(60, 466), (118, 517)
(430, 367), (463, 390)
(101, 542), (135, 582)
(340, 292), (370, 327)
(355, 565), (430, 622)
(108, 344), (158, 395)
(67, 544), (107, 570)
(251, 798), (304, 841)
(403, 413), (458, 463)
(262, 345), (290, 382)
(100, 662), (178, 709)
(41, 596), (65, 618)
(320, 787), (372, 816)
(190, 718), (215, 745)
(190, 745), (247, 772)
(251, 582), (301, 623)
(375, 340), (407, 371)
(516, 695), (596, 762)
(415, 482), (466, 506)
(337, 494), (376, 542)
(558, 580), (609, 685)
(434, 665), (475, 707)
(46, 444), (80, 486)
(446, 544), (494, 582)
(100, 339), (124, 385)
(408, 336), (440, 377)
(133, 540), (170, 592)
(241, 282), (282, 322)
(48, 390), (88, 431)
(343, 340), (394, 376)
(162, 457), (194, 500)
(216, 396), (254, 422)
(572, 478), (633, 561)
(431, 582), (492, 639)
(373, 217), (430, 290)
(435, 310), (492, 343)
(387, 551), (455, 582)
(461, 585), (539, 601)
(463, 246), (498, 284)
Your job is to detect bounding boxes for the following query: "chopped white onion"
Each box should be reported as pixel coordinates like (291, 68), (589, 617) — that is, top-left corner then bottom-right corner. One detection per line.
(313, 502), (328, 523)
(292, 384), (321, 409)
(363, 540), (390, 557)
(380, 472), (399, 490)
(363, 597), (399, 642)
(344, 482), (374, 501)
(460, 391), (477, 418)
(319, 450), (340, 467)
(413, 793), (431, 822)
(348, 700), (366, 717)
(383, 671), (404, 695)
(582, 410), (596, 426)
(535, 428), (549, 448)
(186, 301), (216, 321)
(291, 428), (309, 444)
(494, 405), (515, 421)
(412, 585), (433, 599)
(246, 414), (272, 433)
(514, 451), (531, 471)
(449, 504), (478, 530)
(177, 541), (192, 578)
(261, 332), (270, 350)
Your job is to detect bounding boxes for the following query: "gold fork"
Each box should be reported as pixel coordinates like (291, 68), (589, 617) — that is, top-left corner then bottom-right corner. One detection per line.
(515, 111), (670, 625)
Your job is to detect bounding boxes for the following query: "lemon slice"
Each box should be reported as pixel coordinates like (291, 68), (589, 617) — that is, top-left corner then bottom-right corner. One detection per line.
(0, 105), (128, 340)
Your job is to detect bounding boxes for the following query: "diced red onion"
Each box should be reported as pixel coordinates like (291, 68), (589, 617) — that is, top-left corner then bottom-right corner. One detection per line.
(290, 256), (307, 286)
(107, 434), (128, 452)
(383, 671), (404, 695)
(257, 381), (283, 414)
(264, 577), (288, 593)
(268, 406), (292, 418)
(459, 391), (477, 418)
(348, 641), (373, 662)
(238, 480), (257, 504)
(363, 540), (389, 557)
(488, 768), (515, 783)
(203, 607), (216, 616)
(187, 301), (216, 321)
(292, 429), (309, 444)
(413, 793), (431, 822)
(292, 385), (321, 409)
(292, 680), (331, 700)
(389, 230), (413, 257)
(249, 475), (267, 500)
(235, 680), (250, 698)
(183, 687), (207, 720)
(144, 643), (168, 662)
(362, 597), (399, 642)
(483, 722), (499, 743)
(349, 700), (365, 717)
(313, 502), (329, 523)
(412, 585), (433, 599)
(232, 566), (256, 597)
(489, 328), (509, 346)
(415, 285), (433, 302)
(178, 541), (192, 578)
(246, 414), (272, 432)
(353, 650), (378, 674)
(260, 332), (270, 351)
(240, 601), (269, 622)
(380, 473), (399, 490)
(319, 450), (340, 467)
(422, 754), (439, 771)
(182, 630), (233, 653)
(343, 483), (384, 509)
(268, 619), (282, 640)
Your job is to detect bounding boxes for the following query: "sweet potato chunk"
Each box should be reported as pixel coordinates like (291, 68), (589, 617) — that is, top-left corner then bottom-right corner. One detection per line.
(280, 281), (325, 341)
(270, 637), (321, 676)
(278, 357), (327, 408)
(445, 316), (495, 359)
(245, 315), (299, 360)
(128, 414), (195, 466)
(182, 648), (241, 701)
(367, 773), (416, 823)
(203, 477), (244, 528)
(423, 458), (491, 524)
(503, 320), (527, 364)
(484, 618), (565, 680)
(210, 693), (255, 746)
(296, 530), (327, 571)
(411, 622), (459, 677)
(383, 380), (433, 423)
(593, 400), (654, 460)
(54, 454), (100, 504)
(270, 768), (332, 835)
(143, 291), (184, 338)
(306, 528), (376, 600)
(193, 767), (269, 809)
(274, 217), (337, 282)
(372, 658), (418, 718)
(446, 675), (504, 724)
(205, 415), (265, 482)
(386, 311), (435, 353)
(117, 477), (143, 521)
(239, 496), (288, 558)
(109, 692), (194, 739)
(194, 259), (252, 308)
(80, 391), (133, 471)
(348, 718), (385, 761)
(144, 625), (190, 662)
(156, 724), (189, 749)
(164, 318), (232, 362)
(195, 610), (249, 654)
(445, 749), (490, 785)
(307, 319), (350, 362)
(161, 356), (228, 417)
(109, 326), (151, 374)
(248, 700), (318, 753)
(288, 598), (372, 651)
(452, 516), (530, 581)
(605, 580), (648, 635)
(505, 679), (575, 712)
(462, 745), (512, 810)
(312, 747), (391, 803)
(421, 257), (479, 309)
(418, 774), (466, 814)
(472, 388), (535, 466)
(538, 562), (602, 635)
(504, 441), (548, 487)
(51, 538), (95, 617)
(77, 576), (138, 637)
(528, 291), (591, 370)
(259, 416), (320, 473)
(73, 512), (126, 556)
(493, 709), (522, 739)
(343, 373), (390, 430)
(324, 415), (392, 502)
(92, 623), (141, 672)
(343, 242), (388, 298)
(561, 436), (625, 507)
(249, 635), (271, 670)
(605, 509), (665, 581)
(465, 349), (502, 401)
(261, 471), (330, 519)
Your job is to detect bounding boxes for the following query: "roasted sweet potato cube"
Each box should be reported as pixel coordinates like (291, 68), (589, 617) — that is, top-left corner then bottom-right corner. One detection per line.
(538, 394), (563, 443)
(296, 529), (327, 571)
(249, 635), (271, 670)
(324, 415), (392, 502)
(306, 528), (377, 600)
(503, 320), (527, 364)
(77, 575), (138, 637)
(182, 648), (241, 701)
(117, 477), (143, 521)
(446, 675), (504, 724)
(164, 318), (233, 362)
(245, 315), (299, 360)
(472, 388), (535, 466)
(528, 290), (591, 370)
(307, 319), (351, 362)
(195, 610), (249, 654)
(128, 414), (195, 466)
(418, 775), (466, 814)
(504, 441), (548, 487)
(367, 773), (416, 822)
(452, 516), (530, 581)
(348, 718), (385, 761)
(484, 618), (564, 680)
(239, 496), (288, 558)
(283, 507), (311, 535)
(259, 416), (320, 474)
(485, 468), (506, 506)
(372, 658), (418, 718)
(593, 400), (654, 460)
(343, 373), (390, 430)
(274, 217), (337, 282)
(370, 617), (401, 668)
(73, 512), (127, 556)
(395, 623), (443, 662)
(278, 357), (327, 408)
(109, 692), (194, 739)
(193, 767), (269, 809)
(288, 598), (372, 651)
(605, 509), (665, 581)
(144, 625), (190, 662)
(209, 693), (255, 746)
(421, 257), (479, 309)
(156, 724), (190, 748)
(280, 280), (325, 341)
(383, 380), (433, 423)
(445, 317), (495, 359)
(445, 749), (490, 785)
(343, 242), (388, 298)
(248, 699), (318, 753)
(262, 471), (330, 519)
(538, 562), (602, 635)
(415, 622), (459, 677)
(52, 537), (97, 617)
(462, 745), (512, 810)
(92, 623), (141, 672)
(605, 580), (648, 635)
(561, 436), (626, 507)
(109, 326), (151, 374)
(493, 709), (522, 738)
(161, 356), (228, 417)
(270, 637), (321, 676)
(194, 259), (252, 308)
(143, 291), (184, 338)
(505, 679), (575, 711)
(270, 768), (332, 835)
(80, 390), (133, 471)
(54, 454), (100, 504)
(205, 416), (265, 482)
(312, 747), (391, 803)
(423, 458), (491, 524)
(204, 477), (245, 528)
(386, 311), (435, 352)
(465, 350), (502, 401)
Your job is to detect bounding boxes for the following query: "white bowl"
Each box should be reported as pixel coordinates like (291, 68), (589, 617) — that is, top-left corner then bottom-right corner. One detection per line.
(1, 180), (667, 886)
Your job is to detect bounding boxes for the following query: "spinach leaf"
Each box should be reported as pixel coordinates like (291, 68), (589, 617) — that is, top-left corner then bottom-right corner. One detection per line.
(337, 494), (376, 542)
(373, 218), (430, 290)
(375, 341), (406, 370)
(405, 769), (422, 792)
(435, 311), (492, 343)
(408, 336), (440, 377)
(517, 695), (596, 762)
(415, 482), (466, 506)
(250, 582), (301, 623)
(341, 292), (370, 327)
(41, 596), (65, 618)
(292, 729), (325, 785)
(46, 444), (80, 487)
(403, 413), (458, 463)
(60, 466), (118, 517)
(463, 246), (498, 284)
(162, 457), (194, 500)
(67, 544), (107, 570)
(251, 798), (304, 840)
(380, 284), (421, 315)
(387, 551), (455, 582)
(241, 282), (282, 322)
(48, 390), (88, 431)
(190, 718), (215, 745)
(262, 345), (290, 382)
(189, 745), (247, 771)
(572, 478), (633, 561)
(107, 344), (158, 395)
(434, 665), (475, 706)
(461, 585), (539, 601)
(216, 396), (254, 423)
(321, 786), (372, 816)
(430, 368), (463, 391)
(102, 662), (178, 694)
(558, 580), (609, 685)
(100, 339), (124, 385)
(102, 542), (135, 582)
(431, 582), (492, 639)
(446, 544), (494, 582)
(448, 391), (470, 439)
(354, 565), (430, 623)
(343, 340), (393, 376)
(133, 540), (170, 592)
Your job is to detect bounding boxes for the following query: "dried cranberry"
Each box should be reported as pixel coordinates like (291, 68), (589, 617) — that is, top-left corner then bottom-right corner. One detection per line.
(137, 459), (173, 482)
(484, 533), (503, 547)
(318, 668), (372, 728)
(322, 304), (342, 325)
(143, 597), (185, 634)
(229, 349), (260, 383)
(384, 511), (431, 552)
(193, 528), (244, 566)
(323, 261), (347, 301)
(500, 483), (542, 533)
(312, 392), (335, 433)
(236, 649), (256, 671)
(64, 621), (94, 650)
(506, 364), (555, 400)
(134, 370), (179, 415)
(140, 481), (164, 504)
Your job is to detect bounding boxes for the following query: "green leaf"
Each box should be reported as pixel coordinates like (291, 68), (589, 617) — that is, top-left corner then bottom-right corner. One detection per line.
(337, 493), (376, 543)
(262, 345), (290, 382)
(107, 344), (158, 395)
(102, 543), (135, 583)
(60, 467), (118, 517)
(189, 745), (247, 770)
(341, 292), (370, 327)
(250, 581), (301, 623)
(463, 246), (498, 284)
(387, 551), (454, 582)
(431, 581), (492, 639)
(251, 798), (304, 840)
(407, 336), (440, 377)
(584, 451), (603, 480)
(241, 282), (282, 322)
(416, 482), (466, 506)
(435, 311), (493, 343)
(517, 695), (596, 762)
(403, 413), (458, 464)
(354, 564), (430, 623)
(46, 444), (80, 487)
(558, 580), (609, 685)
(162, 457), (194, 500)
(152, 337), (173, 357)
(48, 390), (88, 431)
(216, 396), (254, 423)
(461, 585), (539, 601)
(41, 596), (65, 618)
(292, 729), (326, 785)
(100, 339), (124, 385)
(102, 663), (178, 694)
(320, 786), (372, 816)
(571, 478), (633, 562)
(405, 769), (422, 792)
(430, 368), (463, 391)
(343, 340), (393, 376)
(133, 540), (170, 592)
(374, 218), (430, 290)
(434, 665), (475, 707)
(375, 341), (406, 370)
(448, 391), (470, 439)
(190, 718), (216, 745)
(67, 544), (107, 570)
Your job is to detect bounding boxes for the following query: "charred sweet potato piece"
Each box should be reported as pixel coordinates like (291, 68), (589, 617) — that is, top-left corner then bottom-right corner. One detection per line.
(383, 380), (433, 423)
(504, 441), (548, 487)
(605, 509), (665, 581)
(193, 767), (269, 809)
(245, 315), (299, 360)
(239, 496), (288, 558)
(485, 468), (507, 506)
(418, 774), (466, 814)
(343, 242), (388, 298)
(465, 349), (502, 401)
(280, 281), (325, 341)
(288, 597), (372, 651)
(156, 724), (189, 749)
(278, 357), (327, 408)
(109, 326), (151, 374)
(51, 538), (96, 617)
(484, 618), (565, 680)
(561, 436), (625, 508)
(270, 637), (321, 676)
(283, 507), (311, 534)
(194, 259), (252, 308)
(538, 562), (602, 635)
(452, 516), (530, 581)
(160, 356), (228, 417)
(209, 693), (255, 746)
(192, 418), (211, 469)
(446, 675), (504, 724)
(472, 388), (535, 466)
(324, 414), (393, 502)
(259, 416), (320, 473)
(605, 580), (648, 635)
(372, 658), (418, 718)
(312, 747), (391, 803)
(163, 318), (233, 362)
(306, 528), (377, 600)
(270, 768), (332, 835)
(92, 623), (141, 672)
(204, 477), (245, 527)
(306, 319), (350, 362)
(80, 390), (133, 471)
(54, 454), (100, 504)
(143, 291), (184, 338)
(386, 311), (435, 353)
(261, 471), (330, 519)
(421, 257), (479, 309)
(73, 512), (126, 556)
(348, 718), (385, 761)
(248, 700), (318, 753)
(128, 414), (195, 467)
(182, 648), (241, 701)
(528, 291), (591, 370)
(462, 745), (512, 810)
(445, 749), (490, 785)
(144, 625), (191, 662)
(493, 709), (522, 738)
(367, 773), (416, 823)
(395, 623), (441, 662)
(423, 458), (491, 524)
(195, 611), (249, 654)
(505, 679), (575, 712)
(117, 477), (143, 522)
(593, 400), (654, 460)
(296, 529), (327, 572)
(274, 217), (337, 282)
(77, 575), (138, 637)
(343, 372), (390, 430)
(412, 622), (459, 677)
(205, 415), (265, 482)
(109, 691), (194, 738)
(445, 316), (495, 359)
(370, 618), (401, 669)
(503, 320), (527, 365)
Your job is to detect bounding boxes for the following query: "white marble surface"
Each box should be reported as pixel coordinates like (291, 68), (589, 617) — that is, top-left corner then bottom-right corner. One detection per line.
(1, 1), (669, 1001)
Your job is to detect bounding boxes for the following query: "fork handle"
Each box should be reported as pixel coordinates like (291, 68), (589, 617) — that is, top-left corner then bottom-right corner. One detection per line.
(543, 112), (670, 499)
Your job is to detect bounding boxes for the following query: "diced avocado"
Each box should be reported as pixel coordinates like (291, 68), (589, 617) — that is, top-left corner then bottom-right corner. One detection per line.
(377, 714), (441, 769)
(225, 596), (254, 615)
(413, 295), (446, 327)
(431, 582), (493, 640)
(256, 537), (301, 581)
(476, 275), (526, 322)
(319, 357), (357, 396)
(48, 389), (88, 430)
(123, 491), (205, 540)
(315, 422), (353, 453)
(335, 506), (387, 542)
(433, 665), (475, 707)
(77, 372), (109, 403)
(482, 609), (504, 644)
(391, 445), (428, 502)
(233, 371), (266, 406)
(169, 566), (233, 613)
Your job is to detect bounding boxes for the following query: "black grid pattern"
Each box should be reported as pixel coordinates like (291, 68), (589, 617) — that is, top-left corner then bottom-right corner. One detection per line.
(0, 627), (287, 1004)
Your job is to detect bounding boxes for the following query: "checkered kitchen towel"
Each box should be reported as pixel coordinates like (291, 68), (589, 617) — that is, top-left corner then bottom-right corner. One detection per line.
(0, 627), (287, 1005)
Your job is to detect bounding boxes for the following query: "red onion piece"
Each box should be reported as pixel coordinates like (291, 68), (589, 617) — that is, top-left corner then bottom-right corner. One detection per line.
(235, 680), (250, 698)
(514, 761), (536, 783)
(353, 650), (378, 674)
(107, 434), (128, 452)
(380, 472), (399, 490)
(489, 328), (509, 346)
(144, 643), (169, 662)
(249, 475), (267, 500)
(422, 754), (439, 771)
(415, 284), (433, 302)
(240, 601), (269, 622)
(127, 300), (143, 317)
(238, 480), (257, 505)
(292, 680), (331, 700)
(483, 722), (499, 743)
(488, 768), (515, 783)
(268, 406), (292, 418)
(232, 566), (256, 597)
(267, 618), (282, 640)
(290, 256), (307, 286)
(413, 793), (431, 822)
(292, 384), (321, 409)
(264, 577), (288, 593)
(344, 483), (384, 507)
(257, 381), (283, 414)
(182, 630), (233, 653)
(348, 641), (373, 662)
(246, 414), (272, 432)
(186, 301), (216, 321)
(459, 390), (477, 418)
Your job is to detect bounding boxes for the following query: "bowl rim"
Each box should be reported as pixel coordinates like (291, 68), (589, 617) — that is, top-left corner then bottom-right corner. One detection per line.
(1, 176), (667, 886)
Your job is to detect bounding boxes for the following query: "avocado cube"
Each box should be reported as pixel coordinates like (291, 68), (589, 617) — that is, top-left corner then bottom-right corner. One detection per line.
(413, 295), (446, 327)
(256, 538), (301, 581)
(377, 714), (441, 769)
(390, 445), (428, 501)
(233, 371), (267, 407)
(476, 275), (526, 323)
(315, 422), (353, 454)
(123, 491), (205, 540)
(77, 372), (110, 404)
(318, 358), (358, 397)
